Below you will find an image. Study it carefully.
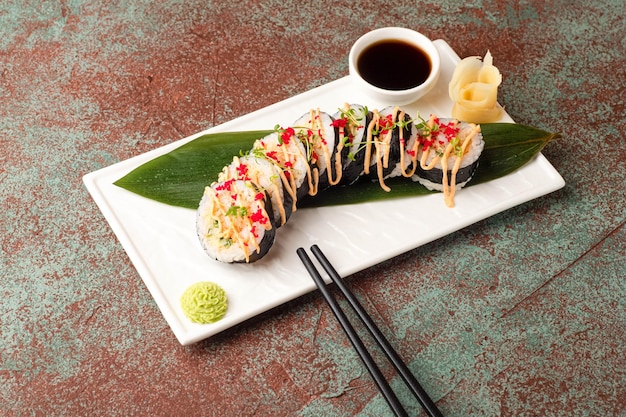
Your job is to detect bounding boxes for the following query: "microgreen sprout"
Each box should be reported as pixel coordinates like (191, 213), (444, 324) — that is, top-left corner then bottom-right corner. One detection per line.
(226, 205), (248, 217)
(450, 136), (463, 158)
(219, 237), (233, 247)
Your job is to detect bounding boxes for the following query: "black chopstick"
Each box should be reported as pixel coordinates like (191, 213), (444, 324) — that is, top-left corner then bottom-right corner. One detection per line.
(297, 247), (408, 417)
(297, 245), (444, 417)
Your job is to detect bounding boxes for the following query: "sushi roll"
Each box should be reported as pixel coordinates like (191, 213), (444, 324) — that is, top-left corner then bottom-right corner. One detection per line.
(197, 179), (275, 263)
(331, 103), (372, 186)
(195, 103), (485, 264)
(412, 115), (483, 207)
(218, 155), (293, 227)
(292, 109), (339, 193)
(251, 130), (311, 207)
(363, 106), (417, 191)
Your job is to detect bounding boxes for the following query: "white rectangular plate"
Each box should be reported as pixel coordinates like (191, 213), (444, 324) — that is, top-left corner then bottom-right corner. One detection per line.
(83, 40), (565, 345)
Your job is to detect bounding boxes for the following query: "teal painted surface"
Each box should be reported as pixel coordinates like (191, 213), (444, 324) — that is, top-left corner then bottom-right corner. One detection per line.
(1, 0), (624, 416)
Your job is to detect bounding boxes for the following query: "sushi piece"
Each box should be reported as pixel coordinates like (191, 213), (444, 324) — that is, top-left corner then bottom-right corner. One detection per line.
(251, 130), (311, 207)
(218, 154), (293, 227)
(363, 106), (417, 191)
(197, 179), (275, 263)
(411, 115), (484, 207)
(331, 103), (372, 186)
(292, 109), (339, 193)
(383, 106), (418, 179)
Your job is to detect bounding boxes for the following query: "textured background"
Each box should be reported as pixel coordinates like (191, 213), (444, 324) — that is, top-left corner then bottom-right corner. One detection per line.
(1, 1), (625, 416)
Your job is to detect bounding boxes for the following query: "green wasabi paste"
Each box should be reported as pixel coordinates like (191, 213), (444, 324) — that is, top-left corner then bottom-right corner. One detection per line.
(180, 281), (228, 324)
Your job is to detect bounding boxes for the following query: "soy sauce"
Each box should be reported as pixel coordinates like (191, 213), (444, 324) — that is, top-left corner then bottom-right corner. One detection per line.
(357, 40), (431, 90)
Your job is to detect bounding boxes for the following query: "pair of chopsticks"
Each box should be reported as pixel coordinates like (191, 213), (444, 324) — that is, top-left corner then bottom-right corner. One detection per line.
(297, 245), (443, 417)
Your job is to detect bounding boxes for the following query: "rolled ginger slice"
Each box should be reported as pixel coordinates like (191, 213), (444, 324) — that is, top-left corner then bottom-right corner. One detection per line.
(452, 81), (502, 123)
(477, 50), (502, 86)
(448, 55), (483, 101)
(449, 50), (503, 123)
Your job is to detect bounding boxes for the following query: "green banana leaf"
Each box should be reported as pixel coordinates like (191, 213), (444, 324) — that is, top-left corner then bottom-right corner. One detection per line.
(114, 130), (272, 209)
(113, 124), (560, 209)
